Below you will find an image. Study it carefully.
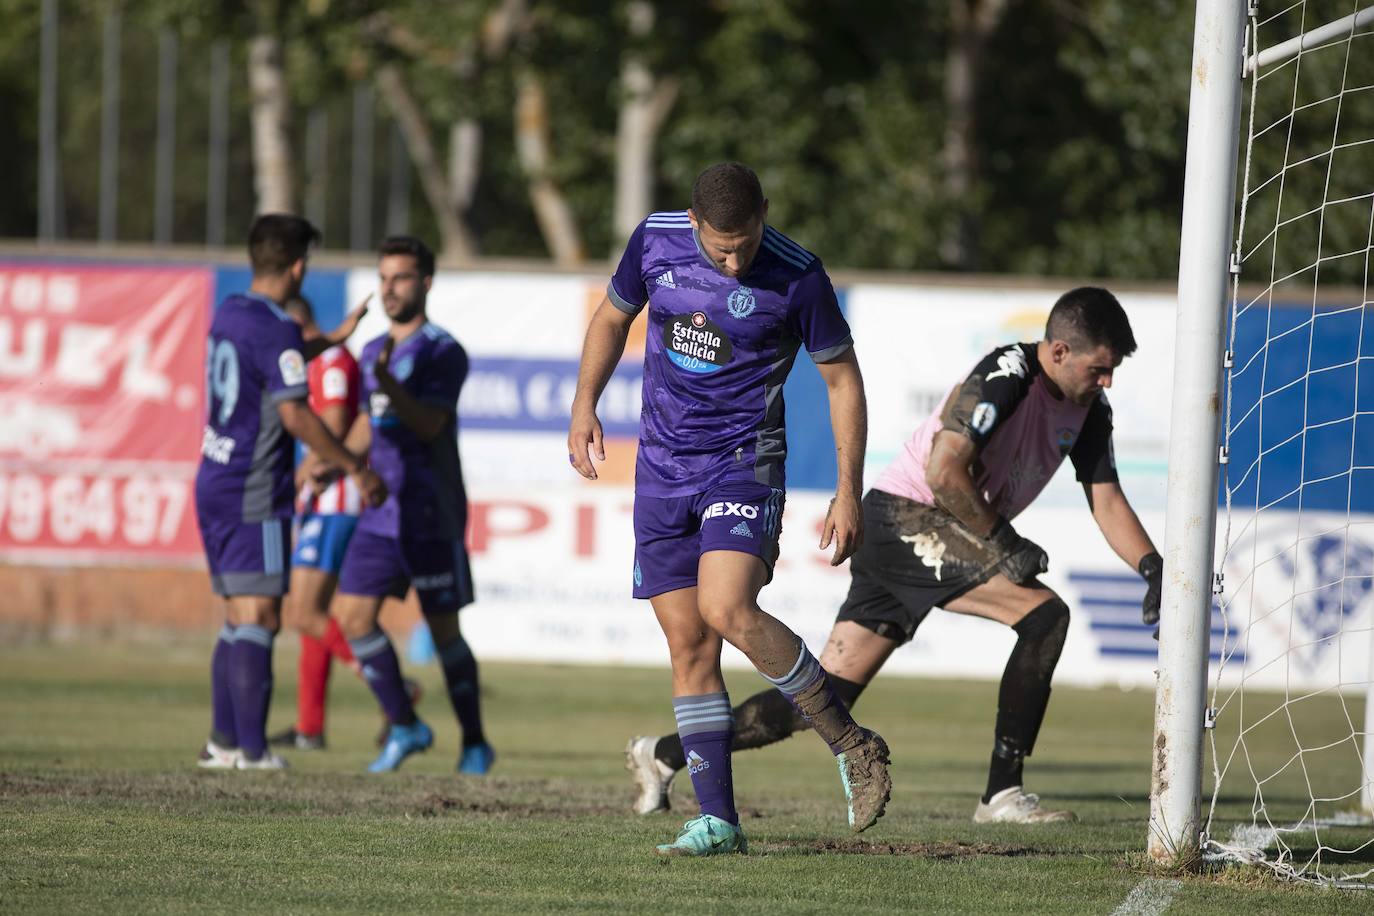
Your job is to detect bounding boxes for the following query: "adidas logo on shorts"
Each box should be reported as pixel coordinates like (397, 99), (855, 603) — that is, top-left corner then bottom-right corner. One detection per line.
(730, 521), (753, 538)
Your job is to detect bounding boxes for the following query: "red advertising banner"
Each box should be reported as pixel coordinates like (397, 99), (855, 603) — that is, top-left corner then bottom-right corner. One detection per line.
(0, 265), (211, 563)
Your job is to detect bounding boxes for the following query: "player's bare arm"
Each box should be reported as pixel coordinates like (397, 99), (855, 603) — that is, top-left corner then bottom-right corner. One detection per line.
(928, 429), (1047, 583)
(302, 295), (371, 362)
(568, 296), (636, 480)
(926, 430), (999, 535)
(372, 337), (451, 442)
(1084, 480), (1163, 625)
(278, 399), (386, 507)
(815, 349), (867, 565)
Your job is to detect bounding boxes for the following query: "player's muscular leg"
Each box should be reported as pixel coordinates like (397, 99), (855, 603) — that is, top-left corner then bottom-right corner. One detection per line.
(331, 592), (386, 640)
(942, 574), (1057, 625)
(225, 595), (281, 631)
(651, 587), (726, 696)
(818, 621), (900, 685)
(285, 568), (336, 640)
(695, 551), (797, 677)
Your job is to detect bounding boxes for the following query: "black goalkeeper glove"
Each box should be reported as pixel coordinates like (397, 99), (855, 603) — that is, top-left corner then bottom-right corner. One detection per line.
(986, 517), (1049, 584)
(1139, 551), (1163, 630)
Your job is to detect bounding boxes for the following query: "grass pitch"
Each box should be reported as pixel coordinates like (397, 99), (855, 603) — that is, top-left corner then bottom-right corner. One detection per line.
(1, 642), (1371, 914)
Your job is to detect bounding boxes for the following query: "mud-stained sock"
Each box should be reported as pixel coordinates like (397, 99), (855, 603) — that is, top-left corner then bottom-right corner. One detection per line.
(761, 643), (864, 755)
(228, 624), (274, 760)
(437, 635), (485, 748)
(349, 629), (417, 726)
(655, 676), (866, 772)
(296, 633), (330, 736)
(210, 624), (238, 748)
(672, 693), (737, 826)
(322, 617), (357, 668)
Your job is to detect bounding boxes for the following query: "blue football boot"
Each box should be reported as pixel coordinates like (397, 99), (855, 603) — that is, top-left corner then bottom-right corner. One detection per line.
(458, 741), (496, 775)
(368, 720), (434, 773)
(655, 814), (747, 857)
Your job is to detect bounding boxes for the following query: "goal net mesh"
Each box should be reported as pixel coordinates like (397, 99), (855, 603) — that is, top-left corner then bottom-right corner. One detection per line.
(1206, 0), (1374, 888)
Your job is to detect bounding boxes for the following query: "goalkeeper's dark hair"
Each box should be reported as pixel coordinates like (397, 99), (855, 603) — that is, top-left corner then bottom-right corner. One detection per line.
(1045, 287), (1137, 357)
(691, 162), (765, 233)
(378, 235), (436, 278)
(248, 214), (321, 276)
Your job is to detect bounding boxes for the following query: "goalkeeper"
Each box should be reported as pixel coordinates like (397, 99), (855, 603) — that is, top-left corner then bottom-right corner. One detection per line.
(626, 286), (1163, 825)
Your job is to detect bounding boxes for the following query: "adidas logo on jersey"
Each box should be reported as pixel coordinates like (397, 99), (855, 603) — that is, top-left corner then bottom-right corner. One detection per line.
(655, 271), (677, 289)
(730, 521), (753, 538)
(686, 750), (709, 775)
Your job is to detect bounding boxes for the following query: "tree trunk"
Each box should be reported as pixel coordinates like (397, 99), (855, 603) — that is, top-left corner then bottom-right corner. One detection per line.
(515, 69), (584, 265)
(248, 34), (295, 215)
(375, 64), (477, 261)
(612, 1), (680, 249)
(940, 0), (1010, 270)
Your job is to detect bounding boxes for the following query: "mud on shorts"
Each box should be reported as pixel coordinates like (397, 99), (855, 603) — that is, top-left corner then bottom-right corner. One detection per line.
(835, 488), (1004, 643)
(631, 480), (785, 599)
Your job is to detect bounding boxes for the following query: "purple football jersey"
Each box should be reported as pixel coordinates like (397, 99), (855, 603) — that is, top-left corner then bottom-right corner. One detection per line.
(194, 292), (310, 523)
(355, 322), (469, 541)
(609, 211), (852, 497)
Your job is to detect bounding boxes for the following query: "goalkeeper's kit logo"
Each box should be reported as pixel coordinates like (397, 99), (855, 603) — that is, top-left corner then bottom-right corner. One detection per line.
(987, 347), (1028, 381)
(686, 750), (709, 775)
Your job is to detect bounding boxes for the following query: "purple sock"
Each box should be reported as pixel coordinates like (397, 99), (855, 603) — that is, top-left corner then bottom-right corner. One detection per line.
(350, 629), (416, 726)
(672, 693), (737, 825)
(437, 635), (485, 747)
(210, 624), (237, 747)
(228, 624), (274, 761)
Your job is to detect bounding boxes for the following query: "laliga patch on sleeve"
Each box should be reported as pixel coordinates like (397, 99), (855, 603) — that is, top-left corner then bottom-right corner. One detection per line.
(279, 349), (307, 387)
(970, 401), (997, 435)
(321, 367), (349, 400)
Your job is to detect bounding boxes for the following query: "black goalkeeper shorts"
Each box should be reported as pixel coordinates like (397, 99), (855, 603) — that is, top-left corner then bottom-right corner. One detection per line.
(835, 489), (1005, 644)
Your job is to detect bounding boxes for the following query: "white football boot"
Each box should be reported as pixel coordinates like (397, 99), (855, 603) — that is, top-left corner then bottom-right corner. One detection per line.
(625, 736), (675, 815)
(974, 786), (1076, 824)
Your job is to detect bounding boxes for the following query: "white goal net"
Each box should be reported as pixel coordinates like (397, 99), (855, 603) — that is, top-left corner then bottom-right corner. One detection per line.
(1204, 1), (1374, 888)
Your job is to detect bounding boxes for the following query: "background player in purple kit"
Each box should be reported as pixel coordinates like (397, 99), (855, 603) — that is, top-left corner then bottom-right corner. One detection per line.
(568, 162), (891, 856)
(626, 287), (1163, 825)
(195, 214), (386, 770)
(326, 235), (492, 775)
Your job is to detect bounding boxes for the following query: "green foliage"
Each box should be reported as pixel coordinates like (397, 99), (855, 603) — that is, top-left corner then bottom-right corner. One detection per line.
(6, 1), (1369, 281)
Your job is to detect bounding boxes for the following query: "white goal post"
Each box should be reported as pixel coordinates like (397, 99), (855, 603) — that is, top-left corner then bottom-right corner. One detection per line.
(1151, 1), (1374, 886)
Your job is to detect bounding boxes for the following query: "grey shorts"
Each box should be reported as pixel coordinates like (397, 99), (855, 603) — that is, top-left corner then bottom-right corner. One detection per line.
(835, 489), (1004, 643)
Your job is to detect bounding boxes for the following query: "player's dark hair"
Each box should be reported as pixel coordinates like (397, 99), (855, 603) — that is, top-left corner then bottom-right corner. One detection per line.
(1045, 287), (1137, 357)
(691, 162), (765, 233)
(378, 235), (436, 278)
(248, 214), (321, 276)
(283, 296), (315, 323)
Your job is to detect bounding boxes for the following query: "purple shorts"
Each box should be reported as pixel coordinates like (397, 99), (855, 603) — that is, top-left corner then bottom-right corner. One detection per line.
(632, 481), (785, 599)
(336, 527), (475, 615)
(198, 515), (291, 597)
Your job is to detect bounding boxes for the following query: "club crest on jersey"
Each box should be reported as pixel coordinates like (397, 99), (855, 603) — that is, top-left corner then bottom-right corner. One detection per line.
(664, 312), (733, 374)
(726, 286), (756, 319)
(1057, 427), (1078, 455)
(391, 355), (414, 381)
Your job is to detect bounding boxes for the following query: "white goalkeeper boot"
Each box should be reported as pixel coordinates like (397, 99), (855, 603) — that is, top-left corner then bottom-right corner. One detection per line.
(974, 786), (1076, 824)
(625, 736), (676, 815)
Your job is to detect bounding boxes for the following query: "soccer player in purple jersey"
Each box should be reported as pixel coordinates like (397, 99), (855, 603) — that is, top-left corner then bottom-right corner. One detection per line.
(195, 214), (386, 771)
(326, 236), (493, 776)
(628, 288), (1164, 825)
(569, 162), (892, 856)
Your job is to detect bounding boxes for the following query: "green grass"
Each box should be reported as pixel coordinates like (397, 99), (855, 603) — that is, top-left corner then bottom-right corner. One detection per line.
(1, 642), (1371, 913)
